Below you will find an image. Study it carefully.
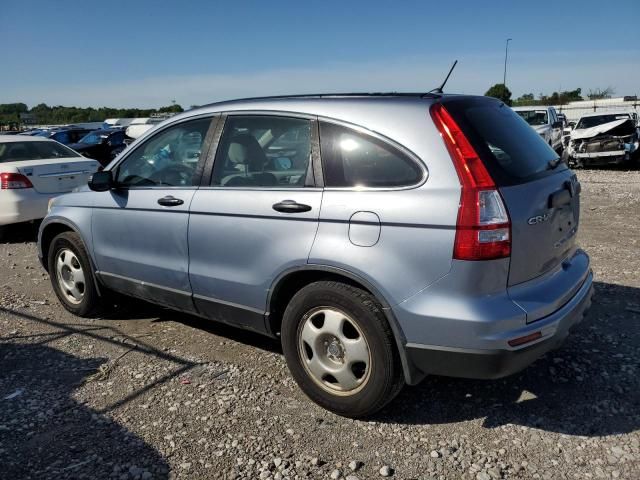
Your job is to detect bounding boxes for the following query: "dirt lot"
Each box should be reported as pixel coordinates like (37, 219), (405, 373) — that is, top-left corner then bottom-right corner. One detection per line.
(1, 169), (639, 480)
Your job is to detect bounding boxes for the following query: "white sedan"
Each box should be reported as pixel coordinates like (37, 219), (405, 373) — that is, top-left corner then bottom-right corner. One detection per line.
(0, 135), (100, 237)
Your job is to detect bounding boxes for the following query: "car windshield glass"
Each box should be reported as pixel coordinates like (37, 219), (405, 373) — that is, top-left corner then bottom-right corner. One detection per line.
(79, 132), (104, 144)
(515, 110), (548, 126)
(576, 114), (630, 129)
(0, 141), (81, 162)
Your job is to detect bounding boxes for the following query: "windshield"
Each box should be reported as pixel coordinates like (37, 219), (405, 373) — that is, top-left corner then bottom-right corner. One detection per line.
(0, 141), (81, 163)
(576, 114), (630, 129)
(515, 110), (548, 126)
(79, 132), (105, 145)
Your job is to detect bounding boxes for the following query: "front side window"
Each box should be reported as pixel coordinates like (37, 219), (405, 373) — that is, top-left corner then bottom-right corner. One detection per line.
(115, 117), (211, 187)
(0, 140), (80, 163)
(211, 116), (312, 187)
(319, 122), (423, 188)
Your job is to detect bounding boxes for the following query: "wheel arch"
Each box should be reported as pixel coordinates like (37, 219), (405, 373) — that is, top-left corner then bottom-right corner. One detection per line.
(40, 220), (78, 271)
(39, 219), (104, 297)
(266, 265), (424, 385)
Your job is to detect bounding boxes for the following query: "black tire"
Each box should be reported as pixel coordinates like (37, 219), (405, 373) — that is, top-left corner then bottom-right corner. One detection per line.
(47, 231), (103, 317)
(281, 281), (404, 418)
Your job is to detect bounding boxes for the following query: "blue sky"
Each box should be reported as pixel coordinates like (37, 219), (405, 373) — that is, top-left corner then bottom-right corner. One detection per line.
(1, 0), (638, 108)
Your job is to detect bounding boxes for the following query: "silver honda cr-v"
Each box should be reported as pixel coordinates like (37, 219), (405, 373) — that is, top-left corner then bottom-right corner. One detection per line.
(38, 93), (593, 417)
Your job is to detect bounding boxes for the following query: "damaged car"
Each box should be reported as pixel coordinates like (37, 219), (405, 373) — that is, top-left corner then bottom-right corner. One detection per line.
(563, 112), (639, 167)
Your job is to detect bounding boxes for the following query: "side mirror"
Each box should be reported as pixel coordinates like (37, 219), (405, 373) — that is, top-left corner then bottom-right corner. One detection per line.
(552, 121), (563, 129)
(88, 170), (113, 191)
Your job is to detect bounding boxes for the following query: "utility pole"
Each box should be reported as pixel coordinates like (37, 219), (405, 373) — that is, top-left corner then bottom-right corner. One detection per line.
(503, 38), (512, 87)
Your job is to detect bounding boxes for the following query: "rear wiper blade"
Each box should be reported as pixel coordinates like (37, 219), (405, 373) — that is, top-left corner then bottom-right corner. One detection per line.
(547, 158), (562, 170)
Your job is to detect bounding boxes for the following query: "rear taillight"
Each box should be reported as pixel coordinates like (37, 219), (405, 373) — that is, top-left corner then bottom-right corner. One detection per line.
(430, 103), (511, 260)
(0, 172), (33, 190)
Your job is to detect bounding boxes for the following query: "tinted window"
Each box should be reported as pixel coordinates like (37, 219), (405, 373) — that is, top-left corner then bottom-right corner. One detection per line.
(79, 132), (104, 145)
(319, 122), (422, 188)
(115, 118), (211, 187)
(211, 116), (312, 187)
(53, 131), (70, 144)
(445, 99), (563, 185)
(109, 132), (125, 145)
(0, 140), (80, 163)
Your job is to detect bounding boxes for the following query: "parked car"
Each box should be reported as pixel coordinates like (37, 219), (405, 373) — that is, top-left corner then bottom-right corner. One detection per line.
(562, 112), (639, 167)
(39, 93), (593, 417)
(0, 136), (100, 239)
(35, 128), (95, 146)
(68, 129), (129, 166)
(513, 106), (564, 151)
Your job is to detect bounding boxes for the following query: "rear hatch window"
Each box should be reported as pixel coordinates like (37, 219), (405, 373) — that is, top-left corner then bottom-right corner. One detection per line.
(0, 140), (81, 163)
(442, 97), (566, 186)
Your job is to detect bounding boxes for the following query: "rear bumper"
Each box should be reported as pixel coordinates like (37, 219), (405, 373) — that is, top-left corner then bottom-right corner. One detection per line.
(405, 270), (593, 380)
(0, 190), (54, 226)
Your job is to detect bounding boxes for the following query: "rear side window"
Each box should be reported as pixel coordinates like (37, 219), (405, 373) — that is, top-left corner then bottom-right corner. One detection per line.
(444, 98), (564, 185)
(319, 122), (422, 188)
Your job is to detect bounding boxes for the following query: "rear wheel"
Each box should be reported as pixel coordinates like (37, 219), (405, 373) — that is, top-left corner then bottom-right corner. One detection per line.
(281, 281), (404, 418)
(48, 231), (102, 317)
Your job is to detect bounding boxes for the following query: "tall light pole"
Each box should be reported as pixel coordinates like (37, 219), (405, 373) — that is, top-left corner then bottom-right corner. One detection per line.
(503, 38), (512, 87)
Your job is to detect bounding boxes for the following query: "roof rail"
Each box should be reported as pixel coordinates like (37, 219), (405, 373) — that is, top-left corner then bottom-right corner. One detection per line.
(199, 92), (440, 109)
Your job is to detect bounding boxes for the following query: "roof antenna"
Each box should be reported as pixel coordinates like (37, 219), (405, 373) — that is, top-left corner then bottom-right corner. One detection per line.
(429, 60), (458, 94)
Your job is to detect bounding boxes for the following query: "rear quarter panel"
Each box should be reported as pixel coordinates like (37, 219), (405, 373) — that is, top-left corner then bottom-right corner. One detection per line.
(308, 101), (461, 305)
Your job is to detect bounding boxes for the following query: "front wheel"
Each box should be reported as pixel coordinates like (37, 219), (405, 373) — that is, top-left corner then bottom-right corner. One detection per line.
(281, 281), (404, 418)
(48, 231), (102, 317)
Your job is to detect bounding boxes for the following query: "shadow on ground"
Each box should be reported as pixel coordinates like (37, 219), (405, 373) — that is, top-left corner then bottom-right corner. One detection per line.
(0, 342), (169, 479)
(0, 221), (41, 244)
(375, 281), (640, 437)
(3, 279), (638, 448)
(102, 298), (281, 355)
(76, 280), (640, 437)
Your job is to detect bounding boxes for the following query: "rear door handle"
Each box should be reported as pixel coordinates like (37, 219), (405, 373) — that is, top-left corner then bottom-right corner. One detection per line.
(272, 200), (312, 213)
(157, 195), (184, 207)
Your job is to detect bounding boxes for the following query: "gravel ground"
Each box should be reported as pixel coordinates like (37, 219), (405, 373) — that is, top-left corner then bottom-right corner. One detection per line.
(1, 168), (639, 480)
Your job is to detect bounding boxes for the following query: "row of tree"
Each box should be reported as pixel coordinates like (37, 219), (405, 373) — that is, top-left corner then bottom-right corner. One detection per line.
(484, 84), (616, 106)
(0, 102), (184, 128)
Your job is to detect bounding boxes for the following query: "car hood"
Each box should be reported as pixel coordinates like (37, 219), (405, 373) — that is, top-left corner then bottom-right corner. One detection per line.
(570, 119), (631, 140)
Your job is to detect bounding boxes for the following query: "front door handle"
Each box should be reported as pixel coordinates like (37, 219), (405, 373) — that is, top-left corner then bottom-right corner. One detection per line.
(272, 200), (312, 213)
(157, 195), (184, 207)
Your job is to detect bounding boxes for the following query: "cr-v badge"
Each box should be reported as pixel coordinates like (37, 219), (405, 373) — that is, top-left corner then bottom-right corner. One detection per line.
(528, 212), (552, 225)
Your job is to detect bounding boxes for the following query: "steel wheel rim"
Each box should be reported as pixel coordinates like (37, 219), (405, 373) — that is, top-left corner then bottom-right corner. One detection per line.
(297, 307), (372, 396)
(55, 248), (85, 305)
